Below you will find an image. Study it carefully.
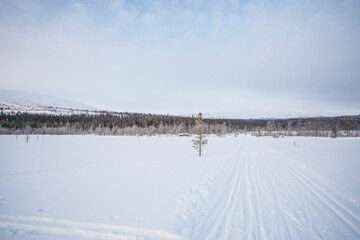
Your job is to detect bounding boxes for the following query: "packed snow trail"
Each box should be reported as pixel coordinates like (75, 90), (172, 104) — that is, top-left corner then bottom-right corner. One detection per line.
(190, 136), (360, 240)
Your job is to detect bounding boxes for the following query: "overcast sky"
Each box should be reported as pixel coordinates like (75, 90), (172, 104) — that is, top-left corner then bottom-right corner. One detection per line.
(0, 0), (359, 117)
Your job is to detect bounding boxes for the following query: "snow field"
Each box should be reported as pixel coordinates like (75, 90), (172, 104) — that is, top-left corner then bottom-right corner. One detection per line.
(0, 135), (235, 239)
(190, 137), (360, 239)
(0, 135), (359, 239)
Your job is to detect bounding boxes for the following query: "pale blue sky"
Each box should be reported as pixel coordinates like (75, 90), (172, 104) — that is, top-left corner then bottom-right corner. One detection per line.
(0, 0), (359, 117)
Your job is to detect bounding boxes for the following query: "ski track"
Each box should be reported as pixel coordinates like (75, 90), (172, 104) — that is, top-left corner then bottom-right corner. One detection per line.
(1, 136), (360, 240)
(190, 136), (360, 240)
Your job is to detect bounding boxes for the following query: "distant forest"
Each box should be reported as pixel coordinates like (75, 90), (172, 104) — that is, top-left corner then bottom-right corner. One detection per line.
(0, 111), (359, 137)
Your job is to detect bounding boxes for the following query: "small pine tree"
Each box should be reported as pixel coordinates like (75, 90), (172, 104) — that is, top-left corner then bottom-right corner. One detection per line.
(331, 124), (337, 138)
(192, 112), (208, 157)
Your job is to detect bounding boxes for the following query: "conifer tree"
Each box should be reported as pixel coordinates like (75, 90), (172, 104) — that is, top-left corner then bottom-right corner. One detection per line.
(331, 124), (337, 138)
(344, 117), (350, 137)
(192, 112), (208, 157)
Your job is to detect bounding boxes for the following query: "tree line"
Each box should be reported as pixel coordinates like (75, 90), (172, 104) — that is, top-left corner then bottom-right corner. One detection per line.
(0, 111), (359, 137)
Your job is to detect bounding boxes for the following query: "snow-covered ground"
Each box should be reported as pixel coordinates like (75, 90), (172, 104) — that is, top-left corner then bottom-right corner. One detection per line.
(0, 135), (359, 239)
(0, 88), (97, 111)
(0, 102), (102, 116)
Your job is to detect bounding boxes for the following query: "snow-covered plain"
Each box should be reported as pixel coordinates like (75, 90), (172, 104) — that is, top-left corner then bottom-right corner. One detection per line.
(0, 135), (359, 239)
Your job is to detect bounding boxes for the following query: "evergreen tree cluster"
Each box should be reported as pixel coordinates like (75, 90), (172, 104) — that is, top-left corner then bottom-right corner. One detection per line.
(0, 111), (226, 136)
(0, 111), (359, 137)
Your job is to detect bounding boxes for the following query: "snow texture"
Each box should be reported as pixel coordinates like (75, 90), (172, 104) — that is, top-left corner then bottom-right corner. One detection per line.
(0, 135), (359, 239)
(0, 88), (97, 111)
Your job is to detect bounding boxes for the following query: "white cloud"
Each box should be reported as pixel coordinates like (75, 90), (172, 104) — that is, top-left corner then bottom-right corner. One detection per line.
(0, 0), (359, 116)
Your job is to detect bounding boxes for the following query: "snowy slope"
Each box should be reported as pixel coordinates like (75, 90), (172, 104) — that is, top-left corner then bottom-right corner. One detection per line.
(0, 102), (103, 116)
(0, 135), (359, 239)
(0, 88), (97, 111)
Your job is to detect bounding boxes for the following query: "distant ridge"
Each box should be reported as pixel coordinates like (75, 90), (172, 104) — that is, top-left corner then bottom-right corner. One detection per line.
(0, 88), (97, 111)
(202, 111), (329, 120)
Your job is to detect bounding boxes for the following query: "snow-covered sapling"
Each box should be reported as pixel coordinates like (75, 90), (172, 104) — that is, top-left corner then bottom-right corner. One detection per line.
(192, 112), (208, 157)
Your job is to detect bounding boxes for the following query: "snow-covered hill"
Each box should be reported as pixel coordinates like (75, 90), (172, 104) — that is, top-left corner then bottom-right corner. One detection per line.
(0, 102), (102, 116)
(0, 89), (97, 111)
